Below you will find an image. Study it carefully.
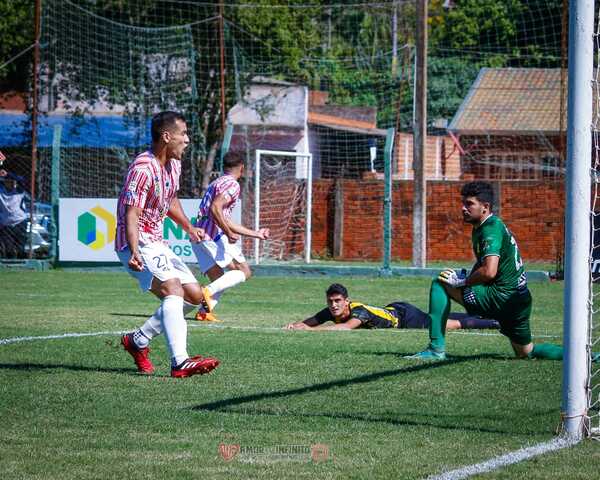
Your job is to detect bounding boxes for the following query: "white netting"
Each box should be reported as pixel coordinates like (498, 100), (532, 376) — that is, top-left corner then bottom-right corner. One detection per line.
(588, 6), (600, 438)
(242, 151), (311, 263)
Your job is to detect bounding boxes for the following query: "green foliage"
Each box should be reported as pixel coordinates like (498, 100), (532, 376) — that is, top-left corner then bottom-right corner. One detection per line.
(428, 56), (480, 122)
(0, 1), (34, 87)
(232, 0), (323, 79)
(430, 0), (524, 52)
(0, 0), (566, 142)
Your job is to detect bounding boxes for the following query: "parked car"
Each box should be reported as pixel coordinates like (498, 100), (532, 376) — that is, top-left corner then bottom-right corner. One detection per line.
(0, 200), (52, 259)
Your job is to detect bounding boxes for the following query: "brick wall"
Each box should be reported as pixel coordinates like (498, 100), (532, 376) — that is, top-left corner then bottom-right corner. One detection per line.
(309, 179), (564, 262)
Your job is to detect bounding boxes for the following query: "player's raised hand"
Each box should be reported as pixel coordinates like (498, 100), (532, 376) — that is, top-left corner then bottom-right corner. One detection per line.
(128, 251), (144, 272)
(438, 269), (466, 288)
(257, 228), (270, 240)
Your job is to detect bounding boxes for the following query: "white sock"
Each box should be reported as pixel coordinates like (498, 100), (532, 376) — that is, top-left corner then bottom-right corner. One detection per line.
(134, 306), (163, 349)
(206, 270), (246, 307)
(159, 295), (188, 367)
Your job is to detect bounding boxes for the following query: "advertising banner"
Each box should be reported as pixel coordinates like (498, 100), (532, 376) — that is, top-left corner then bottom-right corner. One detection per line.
(58, 198), (240, 262)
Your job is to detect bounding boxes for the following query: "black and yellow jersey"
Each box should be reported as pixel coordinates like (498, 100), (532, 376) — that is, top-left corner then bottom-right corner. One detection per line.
(313, 301), (430, 329)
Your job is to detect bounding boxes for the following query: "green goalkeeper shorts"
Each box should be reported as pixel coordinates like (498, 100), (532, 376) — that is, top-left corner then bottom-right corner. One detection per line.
(462, 286), (533, 345)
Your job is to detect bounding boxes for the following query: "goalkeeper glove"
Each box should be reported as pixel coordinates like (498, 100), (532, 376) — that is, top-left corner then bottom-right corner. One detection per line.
(438, 269), (466, 288)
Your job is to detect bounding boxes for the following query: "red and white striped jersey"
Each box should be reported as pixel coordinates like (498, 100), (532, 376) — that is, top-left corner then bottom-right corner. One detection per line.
(194, 174), (240, 240)
(115, 150), (181, 251)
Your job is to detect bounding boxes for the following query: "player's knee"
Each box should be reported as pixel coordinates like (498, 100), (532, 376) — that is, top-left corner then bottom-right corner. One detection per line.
(512, 341), (533, 359)
(183, 283), (204, 305)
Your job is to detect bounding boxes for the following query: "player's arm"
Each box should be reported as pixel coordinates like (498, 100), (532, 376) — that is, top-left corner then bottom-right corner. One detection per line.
(284, 316), (322, 330)
(286, 317), (362, 330)
(439, 256), (499, 288)
(125, 205), (144, 271)
(210, 194), (269, 241)
(168, 196), (205, 243)
(465, 255), (499, 285)
(308, 318), (362, 330)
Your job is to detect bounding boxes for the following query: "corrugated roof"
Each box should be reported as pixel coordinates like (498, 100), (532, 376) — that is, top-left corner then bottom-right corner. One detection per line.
(449, 68), (568, 134)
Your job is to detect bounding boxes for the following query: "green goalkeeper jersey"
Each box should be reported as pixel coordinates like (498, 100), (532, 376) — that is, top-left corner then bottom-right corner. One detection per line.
(471, 214), (528, 300)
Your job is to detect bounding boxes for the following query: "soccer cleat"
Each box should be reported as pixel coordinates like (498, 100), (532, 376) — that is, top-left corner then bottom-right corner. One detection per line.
(171, 355), (220, 378)
(404, 346), (447, 361)
(200, 287), (217, 313)
(194, 310), (222, 322)
(121, 333), (155, 374)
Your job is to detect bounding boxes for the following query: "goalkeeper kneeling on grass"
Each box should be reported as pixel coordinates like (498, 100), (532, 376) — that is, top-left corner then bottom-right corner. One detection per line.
(284, 283), (500, 331)
(407, 180), (573, 361)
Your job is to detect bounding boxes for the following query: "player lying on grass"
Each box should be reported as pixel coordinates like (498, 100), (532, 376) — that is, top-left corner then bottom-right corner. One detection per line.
(116, 111), (219, 378)
(191, 152), (269, 322)
(284, 283), (500, 331)
(407, 180), (576, 361)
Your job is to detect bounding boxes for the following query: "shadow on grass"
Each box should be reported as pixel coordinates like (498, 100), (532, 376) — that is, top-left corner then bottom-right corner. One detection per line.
(0, 362), (134, 375)
(110, 313), (153, 319)
(209, 405), (554, 436)
(345, 350), (511, 361)
(192, 353), (497, 413)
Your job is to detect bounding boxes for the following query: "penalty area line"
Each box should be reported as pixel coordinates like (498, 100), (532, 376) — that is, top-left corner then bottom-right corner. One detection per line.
(0, 324), (287, 345)
(0, 331), (128, 346)
(426, 436), (578, 480)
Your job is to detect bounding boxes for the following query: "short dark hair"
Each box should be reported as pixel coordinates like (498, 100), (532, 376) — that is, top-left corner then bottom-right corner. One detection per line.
(326, 283), (348, 298)
(461, 181), (494, 210)
(223, 152), (244, 171)
(151, 111), (186, 142)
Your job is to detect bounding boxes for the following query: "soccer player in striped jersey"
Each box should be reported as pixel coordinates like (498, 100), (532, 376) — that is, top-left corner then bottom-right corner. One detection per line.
(285, 283), (500, 331)
(191, 153), (269, 321)
(408, 181), (568, 361)
(116, 111), (219, 378)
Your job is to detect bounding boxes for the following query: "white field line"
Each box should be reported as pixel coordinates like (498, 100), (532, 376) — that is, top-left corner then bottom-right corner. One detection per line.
(426, 436), (578, 480)
(0, 324), (560, 346)
(0, 331), (128, 345)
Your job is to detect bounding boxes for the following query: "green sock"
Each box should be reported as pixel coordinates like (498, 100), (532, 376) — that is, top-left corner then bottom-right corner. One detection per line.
(428, 279), (451, 351)
(529, 343), (563, 360)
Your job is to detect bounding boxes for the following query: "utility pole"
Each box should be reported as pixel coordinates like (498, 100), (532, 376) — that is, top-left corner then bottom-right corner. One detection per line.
(30, 0), (42, 259)
(412, 0), (427, 267)
(218, 0), (226, 137)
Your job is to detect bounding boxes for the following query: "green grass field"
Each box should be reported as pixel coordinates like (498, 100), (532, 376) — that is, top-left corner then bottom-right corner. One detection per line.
(1, 270), (598, 479)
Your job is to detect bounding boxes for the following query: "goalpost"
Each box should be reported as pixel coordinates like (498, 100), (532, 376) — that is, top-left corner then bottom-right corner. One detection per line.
(562, 0), (594, 440)
(252, 149), (313, 265)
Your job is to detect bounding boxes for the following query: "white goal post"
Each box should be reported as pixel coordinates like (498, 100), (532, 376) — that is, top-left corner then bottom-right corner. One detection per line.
(562, 0), (594, 440)
(254, 149), (313, 265)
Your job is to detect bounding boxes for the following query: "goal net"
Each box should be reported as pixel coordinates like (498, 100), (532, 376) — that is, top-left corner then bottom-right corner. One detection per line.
(241, 149), (312, 264)
(589, 10), (600, 437)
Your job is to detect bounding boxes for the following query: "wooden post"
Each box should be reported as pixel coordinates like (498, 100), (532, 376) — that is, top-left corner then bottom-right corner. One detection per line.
(218, 1), (226, 137)
(412, 0), (427, 267)
(29, 0), (42, 259)
(333, 179), (344, 258)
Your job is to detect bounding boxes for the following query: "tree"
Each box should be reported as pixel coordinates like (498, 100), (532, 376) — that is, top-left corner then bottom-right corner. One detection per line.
(0, 1), (34, 90)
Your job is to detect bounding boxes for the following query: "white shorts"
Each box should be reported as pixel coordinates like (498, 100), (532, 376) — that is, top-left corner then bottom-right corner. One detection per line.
(117, 242), (197, 291)
(191, 235), (246, 273)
